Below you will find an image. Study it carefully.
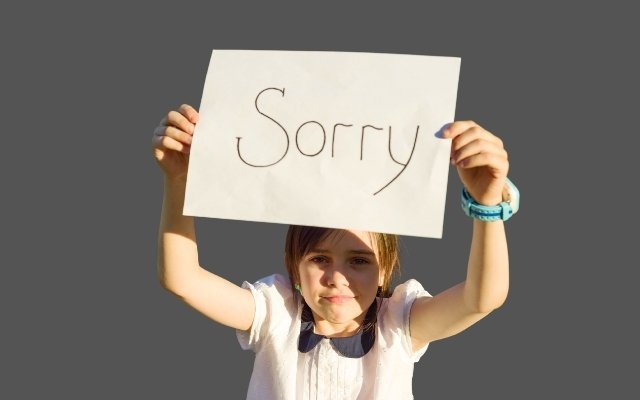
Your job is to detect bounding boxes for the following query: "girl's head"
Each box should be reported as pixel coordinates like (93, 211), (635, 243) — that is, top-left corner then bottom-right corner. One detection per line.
(284, 226), (400, 330)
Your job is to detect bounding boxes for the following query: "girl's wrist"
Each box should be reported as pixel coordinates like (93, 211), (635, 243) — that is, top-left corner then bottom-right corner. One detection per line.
(164, 174), (187, 187)
(462, 178), (519, 222)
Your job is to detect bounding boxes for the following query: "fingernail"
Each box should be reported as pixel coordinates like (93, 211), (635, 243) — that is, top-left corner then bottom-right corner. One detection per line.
(442, 123), (452, 136)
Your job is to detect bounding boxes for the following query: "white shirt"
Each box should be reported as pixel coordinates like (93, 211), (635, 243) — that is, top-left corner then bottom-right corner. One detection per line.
(236, 274), (431, 399)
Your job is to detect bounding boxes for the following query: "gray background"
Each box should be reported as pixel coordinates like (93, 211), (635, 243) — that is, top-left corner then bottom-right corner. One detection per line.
(2, 1), (636, 399)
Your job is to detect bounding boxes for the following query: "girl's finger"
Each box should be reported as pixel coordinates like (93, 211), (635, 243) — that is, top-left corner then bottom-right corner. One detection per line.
(442, 120), (478, 139)
(456, 151), (509, 172)
(165, 110), (196, 135)
(178, 104), (199, 124)
(154, 125), (193, 145)
(452, 138), (507, 165)
(152, 134), (190, 154)
(450, 126), (503, 154)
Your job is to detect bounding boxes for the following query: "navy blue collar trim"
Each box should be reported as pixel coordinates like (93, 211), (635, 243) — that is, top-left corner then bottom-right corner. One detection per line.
(297, 301), (377, 359)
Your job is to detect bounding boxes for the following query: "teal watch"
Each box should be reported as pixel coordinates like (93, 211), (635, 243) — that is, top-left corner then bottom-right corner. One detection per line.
(461, 178), (520, 221)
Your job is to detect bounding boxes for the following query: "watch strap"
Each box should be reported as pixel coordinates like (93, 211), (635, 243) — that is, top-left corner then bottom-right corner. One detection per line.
(461, 186), (515, 221)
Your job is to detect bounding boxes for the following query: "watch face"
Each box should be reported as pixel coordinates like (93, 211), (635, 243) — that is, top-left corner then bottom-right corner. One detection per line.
(504, 178), (520, 214)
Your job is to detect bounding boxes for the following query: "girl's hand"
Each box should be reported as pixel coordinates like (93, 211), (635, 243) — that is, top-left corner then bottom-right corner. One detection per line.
(444, 121), (509, 206)
(151, 104), (199, 180)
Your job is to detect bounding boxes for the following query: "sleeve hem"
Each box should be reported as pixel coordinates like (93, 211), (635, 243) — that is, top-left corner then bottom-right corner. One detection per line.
(400, 279), (432, 362)
(236, 279), (266, 351)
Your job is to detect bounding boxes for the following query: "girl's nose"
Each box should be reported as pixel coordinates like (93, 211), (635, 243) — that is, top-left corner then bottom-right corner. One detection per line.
(325, 264), (350, 287)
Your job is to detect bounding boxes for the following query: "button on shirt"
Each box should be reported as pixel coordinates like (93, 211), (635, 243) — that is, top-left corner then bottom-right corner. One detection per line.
(236, 274), (431, 400)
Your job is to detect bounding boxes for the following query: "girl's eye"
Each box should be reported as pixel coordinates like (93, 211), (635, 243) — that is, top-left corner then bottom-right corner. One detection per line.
(310, 256), (328, 264)
(352, 258), (370, 265)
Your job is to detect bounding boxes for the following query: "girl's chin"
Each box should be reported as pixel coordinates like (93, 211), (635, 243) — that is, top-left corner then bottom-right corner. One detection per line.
(316, 306), (364, 324)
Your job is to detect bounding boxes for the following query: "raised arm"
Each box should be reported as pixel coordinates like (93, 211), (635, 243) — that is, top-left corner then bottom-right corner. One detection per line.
(409, 121), (510, 350)
(153, 104), (255, 331)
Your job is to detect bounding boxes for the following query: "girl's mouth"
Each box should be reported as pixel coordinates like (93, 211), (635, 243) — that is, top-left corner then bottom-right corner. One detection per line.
(322, 296), (354, 304)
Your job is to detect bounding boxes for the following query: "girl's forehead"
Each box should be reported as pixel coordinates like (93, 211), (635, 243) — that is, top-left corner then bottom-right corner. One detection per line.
(317, 229), (376, 252)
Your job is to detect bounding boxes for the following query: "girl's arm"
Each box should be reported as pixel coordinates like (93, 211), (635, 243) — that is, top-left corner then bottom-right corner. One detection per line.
(408, 121), (510, 351)
(154, 105), (255, 332)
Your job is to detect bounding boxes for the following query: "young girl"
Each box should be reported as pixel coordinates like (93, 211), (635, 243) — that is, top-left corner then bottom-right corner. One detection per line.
(152, 104), (513, 399)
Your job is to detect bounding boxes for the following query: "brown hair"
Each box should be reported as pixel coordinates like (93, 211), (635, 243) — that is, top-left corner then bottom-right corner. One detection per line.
(284, 225), (401, 297)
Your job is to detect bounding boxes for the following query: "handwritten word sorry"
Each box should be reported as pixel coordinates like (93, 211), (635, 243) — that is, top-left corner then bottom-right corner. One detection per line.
(236, 87), (420, 195)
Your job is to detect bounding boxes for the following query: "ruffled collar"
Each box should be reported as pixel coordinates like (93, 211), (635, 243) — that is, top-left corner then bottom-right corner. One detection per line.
(297, 300), (377, 358)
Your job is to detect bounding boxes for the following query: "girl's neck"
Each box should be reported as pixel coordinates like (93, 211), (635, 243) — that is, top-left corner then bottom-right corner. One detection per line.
(313, 321), (362, 338)
(311, 313), (366, 338)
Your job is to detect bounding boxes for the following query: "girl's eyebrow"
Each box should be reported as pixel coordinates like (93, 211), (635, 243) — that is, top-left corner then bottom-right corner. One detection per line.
(309, 248), (376, 256)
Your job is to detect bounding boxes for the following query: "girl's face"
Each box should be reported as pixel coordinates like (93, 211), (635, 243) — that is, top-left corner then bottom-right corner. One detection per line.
(297, 229), (383, 336)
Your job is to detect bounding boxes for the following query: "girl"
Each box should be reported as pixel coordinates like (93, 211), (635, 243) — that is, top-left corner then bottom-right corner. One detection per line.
(152, 104), (513, 399)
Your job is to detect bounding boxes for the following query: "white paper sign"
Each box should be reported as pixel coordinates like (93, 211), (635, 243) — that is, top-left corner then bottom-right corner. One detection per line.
(184, 50), (459, 238)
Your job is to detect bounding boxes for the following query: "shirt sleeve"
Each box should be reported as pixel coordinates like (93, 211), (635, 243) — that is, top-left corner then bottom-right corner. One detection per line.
(384, 279), (432, 362)
(236, 274), (293, 352)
